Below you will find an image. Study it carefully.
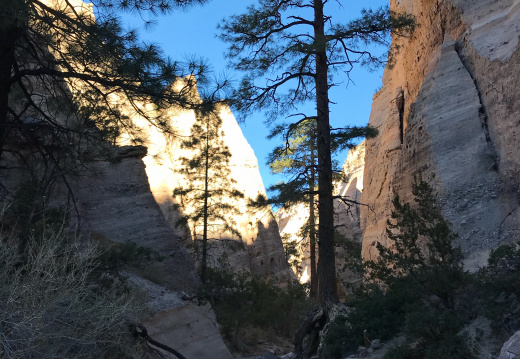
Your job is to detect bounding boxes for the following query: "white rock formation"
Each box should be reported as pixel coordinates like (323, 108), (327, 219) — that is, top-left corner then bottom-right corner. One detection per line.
(361, 0), (520, 270)
(122, 84), (290, 277)
(74, 84), (290, 358)
(499, 330), (520, 359)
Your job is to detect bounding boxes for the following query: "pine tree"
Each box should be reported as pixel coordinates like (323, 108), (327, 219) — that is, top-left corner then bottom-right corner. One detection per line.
(365, 180), (466, 310)
(219, 2), (414, 356)
(0, 0), (210, 196)
(268, 118), (320, 298)
(173, 104), (244, 284)
(358, 180), (472, 359)
(220, 0), (414, 306)
(267, 118), (376, 299)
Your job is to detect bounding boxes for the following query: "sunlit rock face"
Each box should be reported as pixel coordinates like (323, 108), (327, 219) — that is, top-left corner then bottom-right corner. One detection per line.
(275, 143), (365, 287)
(361, 0), (520, 270)
(121, 82), (290, 278)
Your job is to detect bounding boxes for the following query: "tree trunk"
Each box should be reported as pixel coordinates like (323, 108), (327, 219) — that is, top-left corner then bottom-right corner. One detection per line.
(294, 2), (340, 357)
(0, 22), (19, 160)
(201, 118), (210, 284)
(314, 0), (337, 306)
(309, 136), (318, 300)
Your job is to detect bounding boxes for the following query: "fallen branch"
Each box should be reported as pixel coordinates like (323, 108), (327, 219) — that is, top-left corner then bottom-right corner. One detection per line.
(132, 323), (188, 359)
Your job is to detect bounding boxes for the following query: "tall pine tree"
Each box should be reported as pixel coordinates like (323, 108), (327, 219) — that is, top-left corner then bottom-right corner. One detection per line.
(267, 118), (375, 299)
(268, 118), (320, 299)
(220, 0), (414, 306)
(219, 1), (414, 356)
(173, 104), (244, 284)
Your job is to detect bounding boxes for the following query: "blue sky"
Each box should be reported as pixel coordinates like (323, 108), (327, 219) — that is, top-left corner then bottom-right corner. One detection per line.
(124, 0), (389, 191)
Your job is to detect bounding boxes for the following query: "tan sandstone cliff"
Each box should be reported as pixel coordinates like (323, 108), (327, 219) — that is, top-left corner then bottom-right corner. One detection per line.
(361, 0), (520, 269)
(35, 1), (289, 354)
(122, 82), (291, 278)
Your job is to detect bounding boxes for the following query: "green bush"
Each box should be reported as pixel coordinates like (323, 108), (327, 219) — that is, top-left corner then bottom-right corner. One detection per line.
(323, 180), (476, 359)
(322, 279), (421, 359)
(96, 239), (164, 271)
(478, 242), (520, 336)
(323, 180), (520, 358)
(202, 264), (311, 348)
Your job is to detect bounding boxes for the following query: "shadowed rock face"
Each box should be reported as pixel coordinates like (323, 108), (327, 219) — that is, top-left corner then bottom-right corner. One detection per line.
(361, 0), (520, 270)
(74, 154), (200, 293)
(72, 100), (287, 358)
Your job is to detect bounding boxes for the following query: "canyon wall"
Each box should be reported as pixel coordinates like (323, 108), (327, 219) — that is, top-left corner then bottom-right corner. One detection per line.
(73, 88), (290, 358)
(275, 142), (365, 286)
(128, 86), (290, 278)
(73, 148), (233, 359)
(6, 1), (289, 355)
(361, 0), (520, 269)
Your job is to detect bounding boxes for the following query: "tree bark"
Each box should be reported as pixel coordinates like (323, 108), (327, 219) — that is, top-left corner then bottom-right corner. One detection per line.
(309, 135), (318, 300)
(314, 0), (337, 305)
(0, 22), (19, 160)
(201, 117), (210, 284)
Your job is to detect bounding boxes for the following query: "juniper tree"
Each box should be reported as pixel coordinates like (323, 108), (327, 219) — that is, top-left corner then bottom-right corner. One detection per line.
(322, 180), (471, 359)
(365, 180), (466, 310)
(220, 0), (414, 308)
(173, 105), (244, 284)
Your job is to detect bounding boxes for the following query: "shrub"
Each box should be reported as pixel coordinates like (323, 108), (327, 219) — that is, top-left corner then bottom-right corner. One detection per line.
(0, 220), (144, 358)
(478, 242), (520, 336)
(201, 264), (311, 350)
(96, 239), (164, 271)
(323, 180), (475, 359)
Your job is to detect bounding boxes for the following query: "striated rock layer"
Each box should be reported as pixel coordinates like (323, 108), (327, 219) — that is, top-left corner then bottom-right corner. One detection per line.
(9, 0), (288, 355)
(361, 0), (520, 269)
(73, 149), (233, 359)
(73, 94), (290, 358)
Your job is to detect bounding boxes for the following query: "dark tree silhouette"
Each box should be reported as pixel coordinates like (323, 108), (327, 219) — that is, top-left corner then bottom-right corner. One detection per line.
(219, 1), (414, 356)
(0, 0), (210, 196)
(173, 105), (244, 283)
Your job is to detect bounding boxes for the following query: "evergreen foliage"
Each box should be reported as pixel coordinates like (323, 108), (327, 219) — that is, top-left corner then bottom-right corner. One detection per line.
(0, 0), (214, 201)
(281, 233), (303, 276)
(219, 0), (415, 309)
(323, 180), (520, 359)
(323, 180), (475, 359)
(96, 240), (164, 271)
(267, 118), (320, 297)
(173, 106), (244, 283)
(477, 243), (520, 336)
(366, 180), (468, 309)
(264, 118), (376, 298)
(265, 120), (376, 207)
(201, 262), (311, 352)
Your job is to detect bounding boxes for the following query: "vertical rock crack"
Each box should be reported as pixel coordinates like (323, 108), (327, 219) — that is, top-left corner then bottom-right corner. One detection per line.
(454, 40), (500, 171)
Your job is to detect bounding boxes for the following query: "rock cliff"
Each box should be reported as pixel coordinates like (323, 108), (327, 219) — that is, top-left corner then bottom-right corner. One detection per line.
(72, 90), (290, 357)
(6, 0), (289, 356)
(125, 85), (290, 278)
(361, 0), (520, 269)
(275, 143), (365, 286)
